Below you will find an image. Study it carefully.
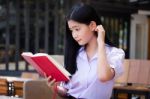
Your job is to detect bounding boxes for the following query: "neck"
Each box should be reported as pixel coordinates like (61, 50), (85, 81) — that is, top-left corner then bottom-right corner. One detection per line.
(85, 36), (98, 60)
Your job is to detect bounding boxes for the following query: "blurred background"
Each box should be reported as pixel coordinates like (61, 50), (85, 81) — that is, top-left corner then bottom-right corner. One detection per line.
(0, 0), (149, 76)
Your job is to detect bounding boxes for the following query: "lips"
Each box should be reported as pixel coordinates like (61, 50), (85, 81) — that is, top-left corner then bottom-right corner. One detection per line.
(76, 39), (81, 42)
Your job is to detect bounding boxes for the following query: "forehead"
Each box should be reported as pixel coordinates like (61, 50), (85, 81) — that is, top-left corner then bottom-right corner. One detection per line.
(68, 20), (82, 28)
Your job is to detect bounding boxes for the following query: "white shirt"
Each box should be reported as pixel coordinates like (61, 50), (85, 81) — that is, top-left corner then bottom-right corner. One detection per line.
(63, 45), (125, 99)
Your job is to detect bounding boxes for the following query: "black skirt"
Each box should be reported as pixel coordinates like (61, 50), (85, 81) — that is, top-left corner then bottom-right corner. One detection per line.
(66, 95), (76, 99)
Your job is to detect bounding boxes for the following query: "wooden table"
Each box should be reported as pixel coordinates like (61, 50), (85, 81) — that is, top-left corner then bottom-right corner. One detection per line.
(0, 95), (22, 99)
(0, 76), (32, 97)
(0, 76), (32, 82)
(112, 85), (150, 99)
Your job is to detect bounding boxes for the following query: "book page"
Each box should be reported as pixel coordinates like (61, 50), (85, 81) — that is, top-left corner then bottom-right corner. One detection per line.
(21, 52), (45, 76)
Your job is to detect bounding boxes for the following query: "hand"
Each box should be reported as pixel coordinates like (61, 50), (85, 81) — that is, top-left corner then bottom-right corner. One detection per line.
(47, 76), (57, 88)
(95, 25), (105, 44)
(44, 73), (57, 89)
(44, 73), (68, 96)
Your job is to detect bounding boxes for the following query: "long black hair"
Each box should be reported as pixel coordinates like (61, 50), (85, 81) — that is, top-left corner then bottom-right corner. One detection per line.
(65, 3), (113, 75)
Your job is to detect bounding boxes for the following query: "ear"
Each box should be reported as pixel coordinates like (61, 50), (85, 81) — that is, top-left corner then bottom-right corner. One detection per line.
(89, 21), (97, 31)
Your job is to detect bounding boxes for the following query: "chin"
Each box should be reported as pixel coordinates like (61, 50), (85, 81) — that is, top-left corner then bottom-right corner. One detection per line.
(77, 40), (87, 46)
(78, 42), (86, 46)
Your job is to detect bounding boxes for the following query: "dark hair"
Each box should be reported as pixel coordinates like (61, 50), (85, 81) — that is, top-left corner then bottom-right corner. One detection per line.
(64, 3), (113, 75)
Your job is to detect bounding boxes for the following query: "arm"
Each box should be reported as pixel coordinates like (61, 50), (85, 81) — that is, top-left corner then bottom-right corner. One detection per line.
(95, 25), (115, 82)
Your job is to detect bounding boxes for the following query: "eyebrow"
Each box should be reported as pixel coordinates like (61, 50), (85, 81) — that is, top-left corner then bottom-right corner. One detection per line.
(69, 26), (79, 30)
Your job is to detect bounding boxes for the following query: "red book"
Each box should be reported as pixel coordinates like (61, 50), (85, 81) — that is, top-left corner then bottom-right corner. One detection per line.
(21, 52), (71, 82)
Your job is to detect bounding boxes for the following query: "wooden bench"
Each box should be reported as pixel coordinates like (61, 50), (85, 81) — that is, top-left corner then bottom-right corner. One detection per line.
(113, 59), (150, 99)
(0, 78), (8, 95)
(0, 75), (38, 97)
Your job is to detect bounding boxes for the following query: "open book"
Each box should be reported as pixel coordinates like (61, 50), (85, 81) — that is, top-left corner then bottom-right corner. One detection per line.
(21, 52), (71, 82)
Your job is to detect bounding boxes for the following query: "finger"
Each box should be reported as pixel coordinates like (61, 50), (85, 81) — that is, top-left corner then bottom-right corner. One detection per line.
(50, 79), (56, 85)
(47, 76), (52, 82)
(96, 25), (105, 33)
(46, 76), (51, 86)
(99, 25), (103, 28)
(99, 25), (105, 32)
(94, 26), (98, 31)
(95, 25), (101, 31)
(44, 72), (47, 78)
(48, 79), (56, 87)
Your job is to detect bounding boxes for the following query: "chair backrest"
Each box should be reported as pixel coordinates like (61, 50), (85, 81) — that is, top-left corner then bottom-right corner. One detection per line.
(115, 59), (150, 86)
(23, 80), (62, 99)
(138, 60), (150, 85)
(127, 59), (150, 85)
(127, 59), (141, 84)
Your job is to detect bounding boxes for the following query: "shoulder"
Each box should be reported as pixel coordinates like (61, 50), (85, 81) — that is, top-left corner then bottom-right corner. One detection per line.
(106, 44), (125, 59)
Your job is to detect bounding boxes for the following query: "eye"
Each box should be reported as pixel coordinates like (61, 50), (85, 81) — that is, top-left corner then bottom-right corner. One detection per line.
(75, 28), (80, 31)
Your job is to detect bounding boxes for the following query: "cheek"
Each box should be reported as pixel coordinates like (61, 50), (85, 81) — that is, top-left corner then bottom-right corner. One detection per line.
(79, 27), (94, 41)
(81, 32), (93, 42)
(80, 28), (91, 37)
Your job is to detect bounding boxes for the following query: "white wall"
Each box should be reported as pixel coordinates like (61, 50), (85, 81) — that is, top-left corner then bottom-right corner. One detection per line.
(130, 14), (148, 59)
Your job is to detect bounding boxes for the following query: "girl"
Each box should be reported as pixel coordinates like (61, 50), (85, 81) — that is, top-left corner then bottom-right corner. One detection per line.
(46, 3), (125, 99)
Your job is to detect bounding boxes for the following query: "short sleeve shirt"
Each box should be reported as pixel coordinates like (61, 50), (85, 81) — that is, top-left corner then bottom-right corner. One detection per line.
(63, 44), (125, 99)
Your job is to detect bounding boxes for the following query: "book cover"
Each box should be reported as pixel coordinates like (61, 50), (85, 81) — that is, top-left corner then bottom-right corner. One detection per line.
(21, 52), (71, 82)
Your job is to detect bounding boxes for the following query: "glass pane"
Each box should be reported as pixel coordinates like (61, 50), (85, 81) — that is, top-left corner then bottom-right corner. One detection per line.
(0, 63), (6, 70)
(28, 65), (35, 71)
(135, 24), (143, 59)
(18, 61), (26, 70)
(119, 19), (123, 49)
(123, 22), (128, 50)
(8, 62), (16, 70)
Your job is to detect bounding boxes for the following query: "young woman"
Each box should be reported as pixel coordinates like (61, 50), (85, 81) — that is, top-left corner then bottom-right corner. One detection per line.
(46, 3), (125, 99)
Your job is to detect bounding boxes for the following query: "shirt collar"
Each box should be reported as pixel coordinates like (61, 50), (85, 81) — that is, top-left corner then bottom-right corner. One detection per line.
(78, 47), (87, 60)
(78, 44), (111, 61)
